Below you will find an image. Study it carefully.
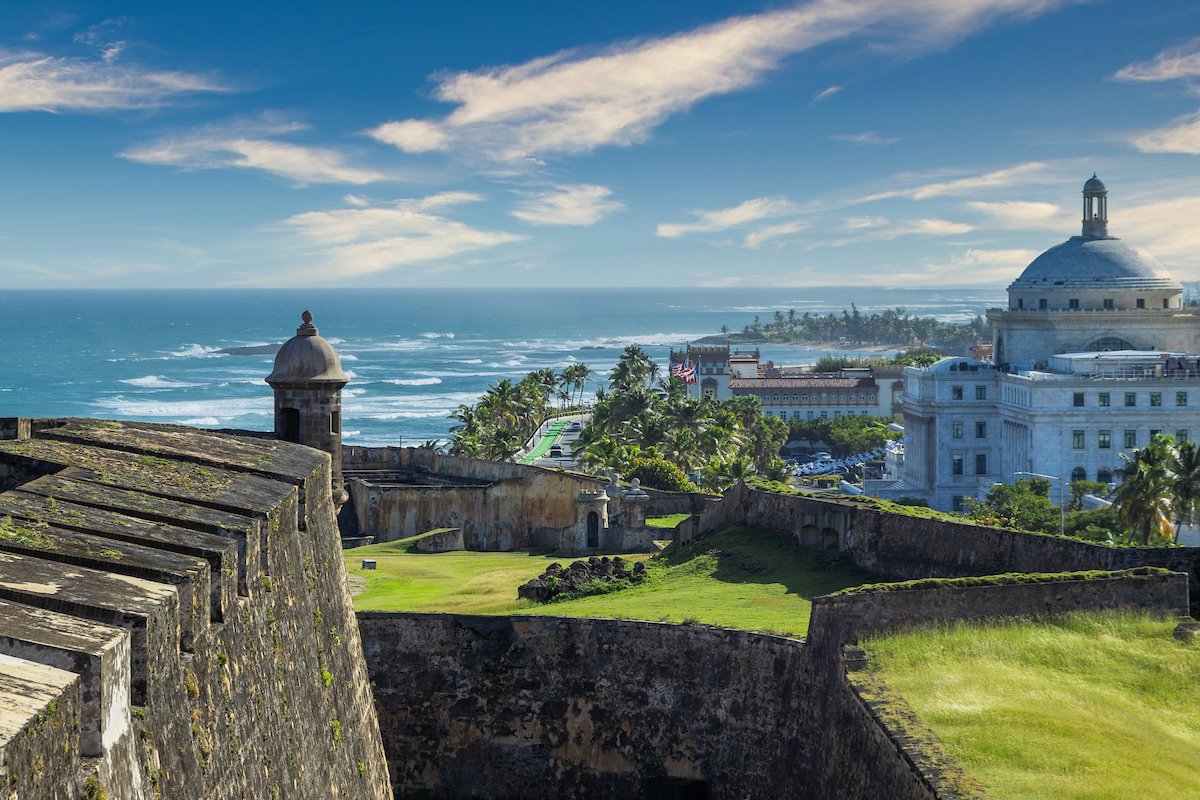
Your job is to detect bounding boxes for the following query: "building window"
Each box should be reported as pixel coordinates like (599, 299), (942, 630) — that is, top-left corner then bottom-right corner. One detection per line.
(330, 410), (341, 435)
(1178, 430), (1189, 443)
(952, 385), (964, 400)
(820, 411), (827, 419)
(975, 385), (987, 400)
(1099, 392), (1110, 407)
(975, 421), (987, 438)
(1072, 430), (1085, 449)
(952, 455), (964, 476)
(952, 496), (965, 512)
(1125, 392), (1136, 407)
(1098, 468), (1113, 484)
(1039, 298), (1048, 310)
(952, 421), (963, 439)
(1151, 429), (1162, 439)
(1136, 298), (1145, 309)
(1177, 392), (1188, 407)
(1103, 298), (1114, 310)
(1124, 430), (1137, 449)
(1073, 392), (1084, 407)
(1017, 299), (1024, 310)
(1164, 298), (1170, 309)
(1150, 392), (1162, 407)
(1099, 430), (1111, 449)
(1071, 467), (1087, 482)
(975, 453), (988, 475)
(1069, 298), (1079, 309)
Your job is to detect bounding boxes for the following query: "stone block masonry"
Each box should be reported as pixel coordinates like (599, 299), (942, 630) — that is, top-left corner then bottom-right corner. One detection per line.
(0, 418), (391, 799)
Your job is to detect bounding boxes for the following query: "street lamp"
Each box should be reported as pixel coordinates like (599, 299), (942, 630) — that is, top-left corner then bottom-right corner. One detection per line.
(1013, 471), (1064, 538)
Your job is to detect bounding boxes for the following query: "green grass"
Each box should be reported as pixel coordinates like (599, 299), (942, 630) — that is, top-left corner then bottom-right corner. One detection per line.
(645, 513), (689, 529)
(863, 612), (1200, 800)
(346, 526), (874, 635)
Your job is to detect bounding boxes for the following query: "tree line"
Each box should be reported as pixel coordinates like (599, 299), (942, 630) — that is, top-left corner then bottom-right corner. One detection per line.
(712, 306), (988, 353)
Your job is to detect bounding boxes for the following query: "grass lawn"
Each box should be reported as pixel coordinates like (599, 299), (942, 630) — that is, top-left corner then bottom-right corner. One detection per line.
(346, 526), (874, 635)
(863, 612), (1200, 800)
(645, 513), (689, 528)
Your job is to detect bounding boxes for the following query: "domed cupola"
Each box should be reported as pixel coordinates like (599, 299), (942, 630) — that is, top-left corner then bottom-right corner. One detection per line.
(266, 311), (350, 507)
(1006, 177), (1182, 306)
(1082, 173), (1108, 239)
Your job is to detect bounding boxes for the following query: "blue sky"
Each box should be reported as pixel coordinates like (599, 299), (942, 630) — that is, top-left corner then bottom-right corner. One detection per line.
(3, 0), (1200, 289)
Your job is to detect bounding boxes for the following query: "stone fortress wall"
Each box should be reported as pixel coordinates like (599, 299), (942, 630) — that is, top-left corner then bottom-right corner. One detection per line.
(691, 482), (1200, 613)
(341, 446), (690, 552)
(0, 418), (391, 800)
(359, 569), (1186, 799)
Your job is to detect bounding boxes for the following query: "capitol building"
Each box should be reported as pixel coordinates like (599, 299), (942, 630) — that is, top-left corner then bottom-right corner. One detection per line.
(875, 177), (1200, 512)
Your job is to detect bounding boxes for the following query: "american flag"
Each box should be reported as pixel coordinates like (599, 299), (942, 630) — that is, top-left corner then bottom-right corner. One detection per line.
(672, 360), (697, 383)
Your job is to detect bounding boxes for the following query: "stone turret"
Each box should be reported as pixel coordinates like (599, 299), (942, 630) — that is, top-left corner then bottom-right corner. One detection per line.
(621, 478), (649, 528)
(265, 311), (350, 506)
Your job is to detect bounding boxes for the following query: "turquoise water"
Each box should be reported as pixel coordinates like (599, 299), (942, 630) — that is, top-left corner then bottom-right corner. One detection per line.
(0, 287), (1002, 445)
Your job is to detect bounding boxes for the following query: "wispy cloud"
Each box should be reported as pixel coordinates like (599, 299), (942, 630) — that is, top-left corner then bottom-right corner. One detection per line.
(863, 161), (1060, 201)
(813, 84), (842, 102)
(656, 196), (800, 239)
(1120, 194), (1200, 271)
(122, 117), (388, 185)
(831, 131), (899, 145)
(370, 0), (1074, 161)
(1131, 111), (1200, 155)
(284, 194), (523, 278)
(745, 220), (809, 248)
(511, 183), (624, 226)
(0, 48), (224, 113)
(1113, 38), (1200, 82)
(966, 199), (1071, 229)
(896, 247), (1042, 285)
(840, 216), (889, 230)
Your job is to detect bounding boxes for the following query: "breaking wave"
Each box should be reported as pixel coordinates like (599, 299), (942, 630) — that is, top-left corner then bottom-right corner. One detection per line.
(121, 375), (205, 389)
(380, 378), (443, 386)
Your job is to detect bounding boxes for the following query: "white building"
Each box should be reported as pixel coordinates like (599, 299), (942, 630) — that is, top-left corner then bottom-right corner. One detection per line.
(877, 177), (1200, 511)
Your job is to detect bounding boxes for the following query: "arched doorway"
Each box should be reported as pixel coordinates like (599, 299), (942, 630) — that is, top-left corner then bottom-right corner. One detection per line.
(587, 511), (599, 549)
(821, 527), (839, 550)
(1071, 467), (1087, 482)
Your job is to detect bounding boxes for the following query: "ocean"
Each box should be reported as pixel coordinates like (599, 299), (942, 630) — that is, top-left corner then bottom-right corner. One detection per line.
(0, 287), (1004, 445)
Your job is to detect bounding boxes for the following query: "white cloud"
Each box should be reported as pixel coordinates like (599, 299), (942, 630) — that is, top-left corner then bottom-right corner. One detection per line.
(886, 218), (974, 237)
(898, 247), (1041, 285)
(745, 220), (809, 248)
(511, 184), (624, 226)
(840, 216), (888, 230)
(1114, 38), (1200, 82)
(284, 195), (523, 278)
(831, 131), (900, 145)
(1120, 195), (1200, 271)
(657, 196), (800, 239)
(0, 48), (224, 112)
(369, 119), (451, 153)
(967, 199), (1070, 229)
(122, 118), (388, 185)
(864, 161), (1061, 201)
(813, 84), (842, 102)
(370, 0), (1074, 161)
(1131, 111), (1200, 155)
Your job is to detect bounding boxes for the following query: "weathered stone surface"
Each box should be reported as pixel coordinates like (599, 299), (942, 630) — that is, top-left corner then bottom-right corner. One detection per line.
(0, 418), (392, 799)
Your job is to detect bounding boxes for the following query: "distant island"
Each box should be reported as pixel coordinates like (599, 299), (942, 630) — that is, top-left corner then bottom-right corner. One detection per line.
(693, 305), (988, 353)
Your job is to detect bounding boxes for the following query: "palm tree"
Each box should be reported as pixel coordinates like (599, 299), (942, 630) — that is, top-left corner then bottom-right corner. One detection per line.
(1170, 438), (1200, 542)
(1113, 437), (1175, 545)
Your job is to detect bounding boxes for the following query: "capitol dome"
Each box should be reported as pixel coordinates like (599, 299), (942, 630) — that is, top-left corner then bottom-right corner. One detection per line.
(1006, 177), (1183, 310)
(265, 311), (350, 384)
(1009, 237), (1180, 292)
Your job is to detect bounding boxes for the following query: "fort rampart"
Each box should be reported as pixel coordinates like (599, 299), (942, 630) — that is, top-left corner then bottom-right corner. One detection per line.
(359, 568), (1186, 799)
(695, 483), (1200, 612)
(0, 418), (391, 799)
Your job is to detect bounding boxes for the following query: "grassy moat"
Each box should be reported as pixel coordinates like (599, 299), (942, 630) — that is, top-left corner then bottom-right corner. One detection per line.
(345, 526), (873, 636)
(863, 612), (1200, 800)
